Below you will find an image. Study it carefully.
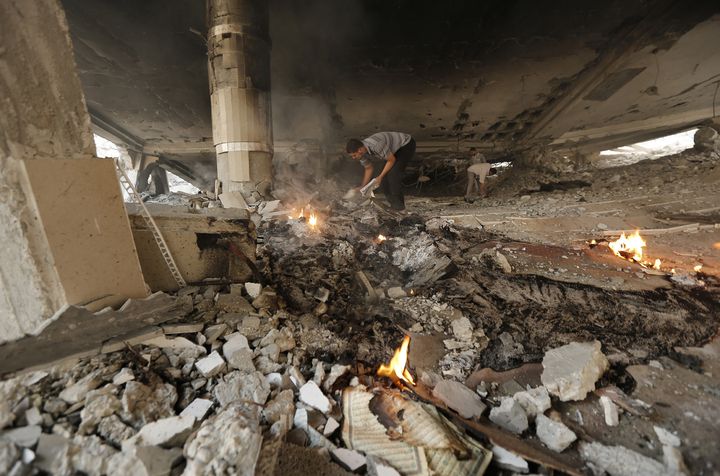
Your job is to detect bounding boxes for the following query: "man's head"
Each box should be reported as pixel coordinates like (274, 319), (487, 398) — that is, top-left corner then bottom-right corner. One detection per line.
(346, 139), (367, 160)
(489, 167), (498, 176)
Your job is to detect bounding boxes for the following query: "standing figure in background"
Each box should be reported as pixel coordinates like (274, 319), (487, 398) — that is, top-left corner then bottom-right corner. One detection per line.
(465, 155), (497, 203)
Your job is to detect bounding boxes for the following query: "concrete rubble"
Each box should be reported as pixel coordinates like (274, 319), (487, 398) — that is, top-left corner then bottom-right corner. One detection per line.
(541, 340), (609, 401)
(489, 397), (528, 434)
(535, 414), (577, 452)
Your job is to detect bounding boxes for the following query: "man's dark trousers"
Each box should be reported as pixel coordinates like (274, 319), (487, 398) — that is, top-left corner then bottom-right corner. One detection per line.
(379, 138), (415, 210)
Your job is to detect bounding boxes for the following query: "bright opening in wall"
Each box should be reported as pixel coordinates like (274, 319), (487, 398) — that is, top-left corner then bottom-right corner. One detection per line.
(598, 129), (697, 167)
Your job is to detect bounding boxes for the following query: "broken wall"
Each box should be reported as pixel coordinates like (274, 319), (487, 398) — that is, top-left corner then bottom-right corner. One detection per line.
(0, 0), (147, 344)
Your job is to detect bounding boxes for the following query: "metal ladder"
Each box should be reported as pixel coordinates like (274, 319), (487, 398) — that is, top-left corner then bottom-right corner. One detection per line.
(115, 161), (187, 287)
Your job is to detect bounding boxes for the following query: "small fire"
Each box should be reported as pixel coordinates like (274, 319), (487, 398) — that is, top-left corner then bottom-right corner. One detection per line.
(377, 234), (387, 242)
(608, 231), (646, 263)
(653, 259), (662, 270)
(308, 212), (318, 228)
(377, 335), (415, 388)
(694, 264), (703, 273)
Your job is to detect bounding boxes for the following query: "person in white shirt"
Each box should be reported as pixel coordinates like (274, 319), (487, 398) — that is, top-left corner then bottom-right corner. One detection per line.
(346, 132), (416, 210)
(465, 159), (497, 202)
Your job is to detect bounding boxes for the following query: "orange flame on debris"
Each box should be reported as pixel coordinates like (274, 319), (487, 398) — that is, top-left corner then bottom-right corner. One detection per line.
(377, 335), (415, 387)
(694, 264), (703, 272)
(377, 234), (387, 242)
(607, 230), (662, 269)
(308, 212), (318, 228)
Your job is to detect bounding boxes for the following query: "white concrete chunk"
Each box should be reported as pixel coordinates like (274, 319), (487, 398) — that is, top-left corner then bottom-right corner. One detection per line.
(535, 414), (577, 452)
(491, 445), (529, 473)
(654, 426), (681, 447)
(122, 415), (195, 450)
(489, 397), (528, 434)
(324, 364), (351, 392)
(541, 340), (609, 401)
(432, 380), (486, 419)
(387, 287), (407, 299)
(331, 448), (366, 471)
(579, 441), (665, 476)
(323, 417), (340, 437)
(451, 316), (473, 341)
(59, 372), (102, 404)
(180, 399), (213, 421)
(0, 425), (42, 448)
(24, 407), (42, 426)
(112, 368), (135, 386)
(194, 351), (226, 377)
(513, 386), (551, 418)
(245, 282), (262, 299)
(600, 395), (619, 426)
(222, 333), (250, 358)
(299, 381), (331, 414)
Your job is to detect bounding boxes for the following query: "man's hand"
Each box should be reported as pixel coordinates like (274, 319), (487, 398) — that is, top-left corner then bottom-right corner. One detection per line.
(374, 176), (383, 189)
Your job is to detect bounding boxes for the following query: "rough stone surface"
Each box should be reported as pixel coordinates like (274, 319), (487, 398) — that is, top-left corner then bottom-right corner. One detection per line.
(181, 398), (214, 421)
(195, 351), (226, 377)
(214, 371), (270, 407)
(387, 287), (407, 299)
(535, 414), (577, 452)
(600, 395), (619, 426)
(71, 435), (118, 475)
(541, 341), (609, 401)
(579, 441), (665, 476)
(108, 445), (182, 476)
(183, 402), (263, 476)
(491, 445), (529, 473)
(0, 440), (19, 474)
(0, 425), (42, 448)
(513, 386), (551, 418)
(451, 316), (473, 341)
(489, 397), (528, 434)
(299, 381), (331, 413)
(59, 371), (102, 404)
(97, 415), (136, 447)
(245, 282), (262, 299)
(112, 368), (135, 386)
(121, 381), (177, 428)
(324, 364), (351, 392)
(215, 293), (255, 314)
(263, 389), (295, 426)
(79, 385), (121, 434)
(123, 415), (195, 449)
(432, 379), (486, 419)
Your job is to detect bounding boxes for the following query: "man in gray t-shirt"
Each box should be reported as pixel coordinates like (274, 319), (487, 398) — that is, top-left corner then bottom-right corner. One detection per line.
(346, 132), (416, 210)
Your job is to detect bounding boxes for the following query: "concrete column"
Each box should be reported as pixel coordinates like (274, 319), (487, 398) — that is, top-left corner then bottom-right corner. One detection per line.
(207, 0), (273, 198)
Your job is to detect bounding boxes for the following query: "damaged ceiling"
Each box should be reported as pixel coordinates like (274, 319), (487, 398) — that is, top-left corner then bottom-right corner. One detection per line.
(61, 0), (720, 187)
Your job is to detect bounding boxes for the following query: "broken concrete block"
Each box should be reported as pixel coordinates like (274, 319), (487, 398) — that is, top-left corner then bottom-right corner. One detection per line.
(204, 323), (228, 344)
(162, 323), (204, 335)
(0, 440), (19, 475)
(122, 415), (195, 450)
(79, 386), (121, 434)
(108, 445), (182, 476)
(228, 348), (255, 372)
(331, 448), (366, 472)
(183, 402), (263, 475)
(541, 340), (609, 401)
(262, 389), (295, 426)
(121, 381), (177, 428)
(71, 435), (118, 475)
(259, 343), (280, 362)
(489, 397), (528, 434)
(663, 445), (689, 476)
(34, 434), (71, 474)
(312, 362), (326, 387)
(252, 291), (278, 311)
(216, 293), (255, 314)
(214, 371), (270, 408)
(513, 386), (551, 418)
(491, 445), (529, 473)
(195, 350), (226, 377)
(432, 379), (486, 419)
(238, 315), (263, 340)
(181, 398), (214, 421)
(654, 426), (681, 447)
(245, 283), (262, 299)
(0, 425), (41, 448)
(323, 416), (340, 437)
(479, 248), (512, 273)
(324, 364), (351, 392)
(145, 335), (204, 351)
(600, 395), (619, 426)
(59, 371), (102, 404)
(535, 414), (577, 452)
(97, 415), (136, 447)
(112, 368), (135, 386)
(223, 332), (251, 368)
(24, 407), (42, 427)
(387, 287), (407, 299)
(299, 381), (331, 414)
(578, 441), (665, 476)
(451, 316), (473, 341)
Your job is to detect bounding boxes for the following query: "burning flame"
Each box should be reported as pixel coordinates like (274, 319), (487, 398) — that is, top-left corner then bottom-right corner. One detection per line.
(653, 259), (662, 270)
(377, 335), (415, 387)
(608, 231), (646, 262)
(308, 212), (318, 227)
(694, 264), (703, 272)
(377, 234), (387, 242)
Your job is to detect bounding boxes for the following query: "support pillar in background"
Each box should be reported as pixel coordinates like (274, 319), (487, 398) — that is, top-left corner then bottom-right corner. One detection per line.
(207, 0), (273, 200)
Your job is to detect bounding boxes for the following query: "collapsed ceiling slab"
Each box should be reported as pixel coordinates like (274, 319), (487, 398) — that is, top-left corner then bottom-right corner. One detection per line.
(60, 0), (720, 187)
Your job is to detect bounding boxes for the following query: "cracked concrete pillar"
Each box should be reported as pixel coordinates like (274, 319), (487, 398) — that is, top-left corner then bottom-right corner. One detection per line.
(207, 0), (273, 199)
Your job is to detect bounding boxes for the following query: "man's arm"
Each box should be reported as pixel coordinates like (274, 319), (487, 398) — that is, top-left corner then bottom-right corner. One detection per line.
(359, 164), (374, 188)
